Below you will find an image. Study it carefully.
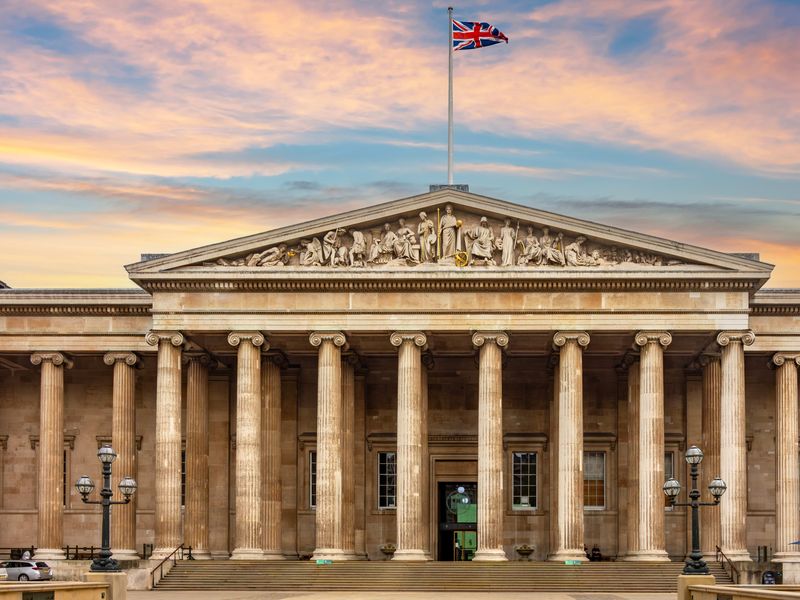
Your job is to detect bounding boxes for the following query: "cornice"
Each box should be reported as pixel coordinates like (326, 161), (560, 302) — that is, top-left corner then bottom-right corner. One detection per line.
(0, 305), (151, 316)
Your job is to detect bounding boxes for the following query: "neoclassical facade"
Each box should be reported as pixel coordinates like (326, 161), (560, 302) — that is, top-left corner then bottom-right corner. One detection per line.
(1, 189), (799, 578)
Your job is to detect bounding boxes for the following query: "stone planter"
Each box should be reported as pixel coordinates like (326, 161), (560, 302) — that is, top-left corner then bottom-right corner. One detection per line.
(515, 544), (534, 561)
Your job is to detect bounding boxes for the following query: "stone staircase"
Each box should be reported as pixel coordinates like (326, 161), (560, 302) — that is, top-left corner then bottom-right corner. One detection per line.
(155, 560), (734, 592)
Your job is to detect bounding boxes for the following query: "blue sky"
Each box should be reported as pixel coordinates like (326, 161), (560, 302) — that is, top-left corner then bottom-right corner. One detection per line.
(0, 0), (799, 287)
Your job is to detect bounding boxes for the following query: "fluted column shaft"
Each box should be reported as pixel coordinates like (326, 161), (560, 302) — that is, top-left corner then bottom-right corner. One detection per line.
(340, 359), (356, 558)
(261, 356), (284, 559)
(700, 355), (722, 557)
(421, 355), (432, 558)
(390, 332), (428, 561)
(31, 352), (72, 560)
(310, 331), (347, 560)
(185, 354), (212, 559)
(229, 332), (266, 559)
(624, 361), (640, 559)
(773, 353), (800, 565)
(106, 352), (140, 560)
(718, 330), (755, 562)
(472, 332), (508, 561)
(146, 331), (185, 559)
(550, 332), (590, 562)
(629, 332), (671, 561)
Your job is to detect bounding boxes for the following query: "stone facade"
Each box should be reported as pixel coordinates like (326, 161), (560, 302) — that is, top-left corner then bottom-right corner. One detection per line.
(0, 189), (798, 578)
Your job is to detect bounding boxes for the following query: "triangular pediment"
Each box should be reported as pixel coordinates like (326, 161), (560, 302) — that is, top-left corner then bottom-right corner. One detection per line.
(126, 189), (772, 283)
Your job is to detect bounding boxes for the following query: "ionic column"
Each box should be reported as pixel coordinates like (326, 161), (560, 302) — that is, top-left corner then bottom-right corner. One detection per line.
(623, 358), (640, 560)
(390, 331), (428, 561)
(310, 331), (347, 561)
(717, 330), (755, 562)
(550, 331), (590, 562)
(700, 353), (722, 558)
(472, 331), (509, 561)
(105, 352), (140, 561)
(262, 354), (285, 559)
(629, 331), (672, 562)
(228, 331), (266, 559)
(340, 356), (357, 559)
(184, 353), (214, 560)
(145, 330), (185, 559)
(31, 352), (73, 560)
(772, 353), (800, 572)
(421, 352), (434, 559)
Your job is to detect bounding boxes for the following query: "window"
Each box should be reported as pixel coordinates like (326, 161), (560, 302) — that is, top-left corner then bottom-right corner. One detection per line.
(584, 451), (606, 509)
(309, 451), (317, 509)
(664, 451), (674, 508)
(512, 452), (537, 510)
(377, 451), (396, 509)
(181, 448), (186, 507)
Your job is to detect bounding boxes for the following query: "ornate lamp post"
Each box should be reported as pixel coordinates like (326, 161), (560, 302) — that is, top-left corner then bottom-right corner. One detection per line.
(75, 444), (137, 572)
(663, 445), (727, 575)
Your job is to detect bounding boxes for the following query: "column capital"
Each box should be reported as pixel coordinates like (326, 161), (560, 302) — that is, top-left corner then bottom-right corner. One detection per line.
(699, 352), (721, 367)
(309, 331), (347, 348)
(145, 330), (185, 347)
(227, 331), (268, 349)
(716, 330), (755, 347)
(634, 331), (672, 348)
(553, 331), (590, 349)
(183, 351), (217, 369)
(472, 331), (509, 348)
(30, 352), (73, 369)
(421, 351), (435, 371)
(772, 353), (800, 367)
(264, 350), (290, 369)
(615, 350), (639, 374)
(390, 331), (427, 348)
(103, 352), (140, 367)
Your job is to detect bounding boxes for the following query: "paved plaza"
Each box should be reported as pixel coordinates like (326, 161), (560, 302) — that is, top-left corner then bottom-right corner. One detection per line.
(130, 592), (677, 600)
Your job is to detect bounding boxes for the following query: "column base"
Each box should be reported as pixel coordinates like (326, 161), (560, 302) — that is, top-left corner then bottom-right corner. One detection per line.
(150, 547), (180, 561)
(625, 549), (670, 562)
(775, 556), (800, 585)
(186, 549), (212, 560)
(473, 549), (508, 562)
(392, 549), (430, 562)
(111, 548), (140, 561)
(548, 549), (588, 562)
(311, 548), (347, 561)
(720, 548), (752, 562)
(231, 548), (266, 560)
(34, 548), (66, 560)
(262, 549), (286, 560)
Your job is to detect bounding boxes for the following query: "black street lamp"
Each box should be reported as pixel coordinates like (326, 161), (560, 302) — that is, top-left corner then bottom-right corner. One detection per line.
(663, 445), (727, 575)
(75, 444), (137, 572)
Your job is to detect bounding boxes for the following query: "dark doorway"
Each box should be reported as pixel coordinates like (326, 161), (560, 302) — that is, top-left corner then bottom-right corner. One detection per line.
(437, 481), (477, 561)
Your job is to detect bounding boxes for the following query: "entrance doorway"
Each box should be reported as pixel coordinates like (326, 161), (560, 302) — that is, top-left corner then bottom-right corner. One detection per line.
(437, 481), (477, 561)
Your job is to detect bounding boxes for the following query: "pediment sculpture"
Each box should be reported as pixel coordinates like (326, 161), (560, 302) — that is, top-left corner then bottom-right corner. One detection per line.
(204, 204), (683, 269)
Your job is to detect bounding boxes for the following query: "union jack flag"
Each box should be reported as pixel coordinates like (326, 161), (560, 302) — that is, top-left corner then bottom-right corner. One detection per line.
(452, 19), (508, 51)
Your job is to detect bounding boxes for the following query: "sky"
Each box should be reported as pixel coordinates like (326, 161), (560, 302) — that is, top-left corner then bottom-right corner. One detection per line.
(1, 0), (799, 288)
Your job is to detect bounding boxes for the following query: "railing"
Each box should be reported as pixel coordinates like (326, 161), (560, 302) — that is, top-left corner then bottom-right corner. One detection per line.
(150, 544), (193, 589)
(63, 546), (102, 560)
(716, 545), (741, 584)
(0, 546), (35, 560)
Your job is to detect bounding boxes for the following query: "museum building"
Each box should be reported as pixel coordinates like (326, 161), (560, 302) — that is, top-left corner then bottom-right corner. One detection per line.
(1, 189), (799, 576)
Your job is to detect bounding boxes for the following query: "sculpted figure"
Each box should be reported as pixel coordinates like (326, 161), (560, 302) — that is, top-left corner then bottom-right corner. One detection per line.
(368, 223), (398, 264)
(299, 238), (324, 266)
(540, 227), (565, 266)
(466, 216), (496, 266)
(348, 229), (367, 267)
(517, 226), (542, 266)
(564, 236), (593, 267)
(438, 204), (459, 260)
(497, 218), (517, 267)
(254, 244), (288, 267)
(417, 212), (436, 262)
(394, 218), (420, 263)
(322, 228), (348, 267)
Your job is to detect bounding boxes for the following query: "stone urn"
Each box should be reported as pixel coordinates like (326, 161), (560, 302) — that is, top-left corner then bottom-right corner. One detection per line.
(515, 544), (534, 561)
(379, 543), (397, 560)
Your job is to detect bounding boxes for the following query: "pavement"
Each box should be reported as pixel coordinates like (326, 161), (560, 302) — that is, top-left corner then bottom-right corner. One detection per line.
(129, 592), (677, 600)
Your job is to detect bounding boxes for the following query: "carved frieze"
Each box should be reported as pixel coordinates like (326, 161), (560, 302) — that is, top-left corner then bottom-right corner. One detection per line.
(201, 204), (684, 270)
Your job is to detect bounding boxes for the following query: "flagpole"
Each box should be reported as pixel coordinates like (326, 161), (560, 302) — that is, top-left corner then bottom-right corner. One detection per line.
(447, 6), (454, 186)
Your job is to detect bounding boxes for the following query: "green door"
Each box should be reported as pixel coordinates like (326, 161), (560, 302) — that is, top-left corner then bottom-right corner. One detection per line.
(438, 482), (477, 561)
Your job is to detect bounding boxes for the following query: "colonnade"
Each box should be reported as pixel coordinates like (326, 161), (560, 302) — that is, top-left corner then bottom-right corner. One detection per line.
(25, 328), (800, 564)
